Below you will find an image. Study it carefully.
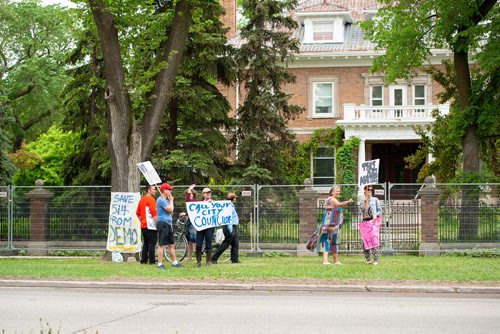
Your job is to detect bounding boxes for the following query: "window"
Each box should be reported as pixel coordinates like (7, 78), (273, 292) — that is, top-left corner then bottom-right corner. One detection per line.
(314, 82), (333, 115)
(414, 85), (426, 112)
(309, 76), (339, 118)
(313, 22), (334, 41)
(312, 147), (335, 185)
(371, 85), (383, 111)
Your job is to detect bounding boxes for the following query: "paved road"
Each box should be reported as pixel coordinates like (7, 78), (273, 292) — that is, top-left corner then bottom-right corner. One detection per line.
(1, 287), (499, 333)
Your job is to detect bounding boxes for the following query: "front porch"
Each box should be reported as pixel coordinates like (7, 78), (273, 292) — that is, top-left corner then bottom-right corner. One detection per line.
(337, 103), (450, 184)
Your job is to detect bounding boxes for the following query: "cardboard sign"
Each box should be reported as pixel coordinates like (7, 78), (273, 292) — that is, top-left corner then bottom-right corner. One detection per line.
(137, 161), (161, 185)
(359, 159), (380, 187)
(359, 216), (382, 250)
(107, 192), (142, 253)
(186, 201), (239, 232)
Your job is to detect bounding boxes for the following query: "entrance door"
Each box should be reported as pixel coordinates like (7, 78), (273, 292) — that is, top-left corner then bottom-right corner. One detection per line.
(389, 85), (407, 117)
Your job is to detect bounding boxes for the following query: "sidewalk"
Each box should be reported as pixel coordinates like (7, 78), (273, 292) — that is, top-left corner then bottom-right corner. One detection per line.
(1, 279), (500, 294)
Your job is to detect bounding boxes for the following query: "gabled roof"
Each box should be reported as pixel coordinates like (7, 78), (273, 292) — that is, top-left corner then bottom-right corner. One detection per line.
(296, 0), (349, 14)
(229, 0), (381, 54)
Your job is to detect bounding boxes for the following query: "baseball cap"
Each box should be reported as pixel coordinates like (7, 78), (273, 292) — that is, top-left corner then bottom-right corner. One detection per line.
(160, 183), (174, 191)
(202, 187), (212, 193)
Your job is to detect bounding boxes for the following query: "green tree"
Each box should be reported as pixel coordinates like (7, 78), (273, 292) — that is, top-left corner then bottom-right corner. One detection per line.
(86, 0), (196, 192)
(152, 1), (235, 184)
(362, 0), (498, 239)
(60, 12), (110, 186)
(232, 0), (303, 184)
(10, 125), (80, 186)
(0, 0), (75, 150)
(0, 0), (76, 183)
(362, 0), (497, 178)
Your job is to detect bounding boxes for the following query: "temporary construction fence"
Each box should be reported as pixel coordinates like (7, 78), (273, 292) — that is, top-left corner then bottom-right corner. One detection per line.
(0, 183), (498, 255)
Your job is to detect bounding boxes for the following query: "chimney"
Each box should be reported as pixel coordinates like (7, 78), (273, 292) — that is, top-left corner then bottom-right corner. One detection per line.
(220, 0), (237, 38)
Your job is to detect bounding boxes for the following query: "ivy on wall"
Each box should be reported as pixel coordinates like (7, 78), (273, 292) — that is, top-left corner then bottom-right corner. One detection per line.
(286, 128), (360, 186)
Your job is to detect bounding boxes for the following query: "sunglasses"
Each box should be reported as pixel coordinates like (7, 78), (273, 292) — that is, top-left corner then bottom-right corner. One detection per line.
(367, 188), (374, 191)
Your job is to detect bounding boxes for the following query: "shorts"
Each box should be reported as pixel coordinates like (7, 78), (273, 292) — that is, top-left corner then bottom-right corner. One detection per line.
(157, 221), (174, 246)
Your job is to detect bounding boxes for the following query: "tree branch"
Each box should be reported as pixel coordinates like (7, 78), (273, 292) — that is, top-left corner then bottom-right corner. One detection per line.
(9, 82), (35, 100)
(140, 0), (194, 159)
(22, 110), (51, 131)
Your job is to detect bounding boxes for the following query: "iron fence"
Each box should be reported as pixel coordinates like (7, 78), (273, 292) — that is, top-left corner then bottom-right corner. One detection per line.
(0, 183), (498, 253)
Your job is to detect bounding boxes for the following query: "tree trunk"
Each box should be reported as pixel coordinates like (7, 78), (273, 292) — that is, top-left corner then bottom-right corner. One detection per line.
(89, 0), (193, 193)
(454, 50), (479, 240)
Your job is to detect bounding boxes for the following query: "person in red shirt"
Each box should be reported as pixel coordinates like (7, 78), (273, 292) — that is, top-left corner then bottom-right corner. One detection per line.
(136, 184), (158, 264)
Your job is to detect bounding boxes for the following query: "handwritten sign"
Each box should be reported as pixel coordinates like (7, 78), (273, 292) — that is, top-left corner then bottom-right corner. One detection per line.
(359, 216), (382, 250)
(137, 161), (161, 185)
(186, 201), (239, 232)
(107, 192), (142, 253)
(359, 159), (380, 187)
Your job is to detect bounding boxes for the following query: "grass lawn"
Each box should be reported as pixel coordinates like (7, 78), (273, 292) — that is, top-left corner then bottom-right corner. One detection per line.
(0, 255), (499, 284)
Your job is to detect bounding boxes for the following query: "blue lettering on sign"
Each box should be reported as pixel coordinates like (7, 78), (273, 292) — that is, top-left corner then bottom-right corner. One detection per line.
(108, 226), (138, 245)
(110, 215), (132, 227)
(113, 194), (136, 204)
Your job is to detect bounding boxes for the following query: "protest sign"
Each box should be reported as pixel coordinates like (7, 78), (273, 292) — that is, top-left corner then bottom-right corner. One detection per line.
(107, 192), (142, 253)
(137, 161), (161, 185)
(359, 216), (382, 250)
(359, 159), (380, 187)
(186, 201), (239, 232)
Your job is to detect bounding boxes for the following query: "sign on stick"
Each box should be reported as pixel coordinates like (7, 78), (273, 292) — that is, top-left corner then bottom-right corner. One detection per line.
(137, 161), (161, 185)
(359, 159), (380, 187)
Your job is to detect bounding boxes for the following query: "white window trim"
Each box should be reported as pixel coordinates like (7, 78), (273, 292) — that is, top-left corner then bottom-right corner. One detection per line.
(303, 17), (346, 44)
(308, 76), (340, 119)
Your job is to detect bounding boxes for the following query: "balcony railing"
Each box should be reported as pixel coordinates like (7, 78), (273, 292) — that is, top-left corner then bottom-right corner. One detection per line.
(342, 103), (450, 122)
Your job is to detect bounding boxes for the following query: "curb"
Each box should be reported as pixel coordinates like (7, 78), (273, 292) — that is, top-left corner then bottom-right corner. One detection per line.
(1, 280), (500, 294)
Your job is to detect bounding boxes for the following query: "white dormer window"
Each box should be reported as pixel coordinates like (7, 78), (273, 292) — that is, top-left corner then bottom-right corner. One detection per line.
(313, 22), (334, 41)
(303, 17), (347, 43)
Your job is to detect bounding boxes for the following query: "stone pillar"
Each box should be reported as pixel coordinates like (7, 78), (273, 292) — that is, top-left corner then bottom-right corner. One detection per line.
(297, 178), (318, 256)
(28, 179), (53, 255)
(418, 176), (440, 256)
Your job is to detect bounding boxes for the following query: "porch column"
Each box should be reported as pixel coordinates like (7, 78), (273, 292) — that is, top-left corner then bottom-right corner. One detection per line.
(357, 139), (366, 196)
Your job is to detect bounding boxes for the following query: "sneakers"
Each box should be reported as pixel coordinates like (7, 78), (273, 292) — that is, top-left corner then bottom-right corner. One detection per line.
(196, 261), (201, 268)
(157, 264), (165, 270)
(172, 263), (185, 268)
(366, 260), (374, 265)
(333, 262), (343, 265)
(323, 262), (332, 265)
(373, 261), (379, 266)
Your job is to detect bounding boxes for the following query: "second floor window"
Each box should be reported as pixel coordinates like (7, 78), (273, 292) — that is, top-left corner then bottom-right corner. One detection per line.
(371, 86), (383, 107)
(313, 82), (333, 115)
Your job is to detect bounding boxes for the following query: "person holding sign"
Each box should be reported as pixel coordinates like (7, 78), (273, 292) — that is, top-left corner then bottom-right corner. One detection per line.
(211, 192), (240, 264)
(195, 188), (215, 267)
(179, 184), (197, 261)
(359, 185), (383, 265)
(156, 183), (184, 269)
(320, 186), (353, 265)
(136, 185), (158, 265)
